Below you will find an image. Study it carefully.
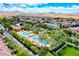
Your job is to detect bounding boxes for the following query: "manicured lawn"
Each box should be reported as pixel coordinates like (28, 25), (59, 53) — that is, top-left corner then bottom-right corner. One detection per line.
(58, 46), (79, 56)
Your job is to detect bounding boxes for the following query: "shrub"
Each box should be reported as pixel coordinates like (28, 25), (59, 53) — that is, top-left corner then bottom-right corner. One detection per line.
(46, 52), (53, 56)
(4, 37), (29, 56)
(39, 47), (49, 56)
(10, 31), (40, 54)
(23, 24), (33, 30)
(30, 46), (40, 54)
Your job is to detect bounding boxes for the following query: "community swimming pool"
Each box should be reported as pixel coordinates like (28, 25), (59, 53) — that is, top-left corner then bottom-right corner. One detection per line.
(19, 31), (31, 36)
(32, 36), (48, 45)
(18, 31), (48, 45)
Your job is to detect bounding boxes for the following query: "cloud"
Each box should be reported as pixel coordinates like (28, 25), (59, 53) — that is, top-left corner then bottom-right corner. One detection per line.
(0, 3), (79, 14)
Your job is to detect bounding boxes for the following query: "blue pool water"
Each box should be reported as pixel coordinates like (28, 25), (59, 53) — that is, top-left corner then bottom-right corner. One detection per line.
(32, 36), (48, 44)
(32, 36), (40, 41)
(41, 40), (48, 44)
(21, 31), (31, 36)
(19, 31), (48, 45)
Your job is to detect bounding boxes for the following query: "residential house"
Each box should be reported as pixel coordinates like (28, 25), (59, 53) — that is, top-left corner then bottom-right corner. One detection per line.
(42, 21), (61, 29)
(0, 37), (12, 56)
(11, 25), (22, 31)
(69, 27), (79, 32)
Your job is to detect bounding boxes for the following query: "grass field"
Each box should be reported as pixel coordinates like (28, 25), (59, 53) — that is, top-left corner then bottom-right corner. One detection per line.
(58, 46), (79, 56)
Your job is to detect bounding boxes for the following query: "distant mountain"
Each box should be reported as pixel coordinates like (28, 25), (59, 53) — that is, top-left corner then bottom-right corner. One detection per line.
(0, 11), (79, 19)
(47, 12), (56, 14)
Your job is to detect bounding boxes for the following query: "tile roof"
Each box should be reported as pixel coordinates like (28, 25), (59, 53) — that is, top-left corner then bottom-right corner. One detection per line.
(69, 27), (79, 31)
(0, 38), (12, 56)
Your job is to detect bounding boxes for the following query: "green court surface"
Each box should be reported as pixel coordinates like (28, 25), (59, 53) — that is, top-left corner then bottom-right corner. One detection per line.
(58, 46), (79, 56)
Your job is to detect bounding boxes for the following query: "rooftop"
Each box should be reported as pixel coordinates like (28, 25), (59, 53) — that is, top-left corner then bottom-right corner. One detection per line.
(69, 27), (79, 31)
(0, 38), (12, 56)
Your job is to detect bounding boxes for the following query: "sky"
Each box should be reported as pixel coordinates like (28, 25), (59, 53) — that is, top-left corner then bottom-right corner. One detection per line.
(0, 3), (79, 14)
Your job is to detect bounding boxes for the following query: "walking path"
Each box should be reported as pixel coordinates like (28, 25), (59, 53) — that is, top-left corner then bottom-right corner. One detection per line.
(3, 31), (35, 56)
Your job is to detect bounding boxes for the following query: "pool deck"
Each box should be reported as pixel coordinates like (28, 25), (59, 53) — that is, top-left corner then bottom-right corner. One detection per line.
(17, 30), (50, 47)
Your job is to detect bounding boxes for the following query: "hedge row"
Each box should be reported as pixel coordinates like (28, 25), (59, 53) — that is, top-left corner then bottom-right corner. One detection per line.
(3, 37), (29, 56)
